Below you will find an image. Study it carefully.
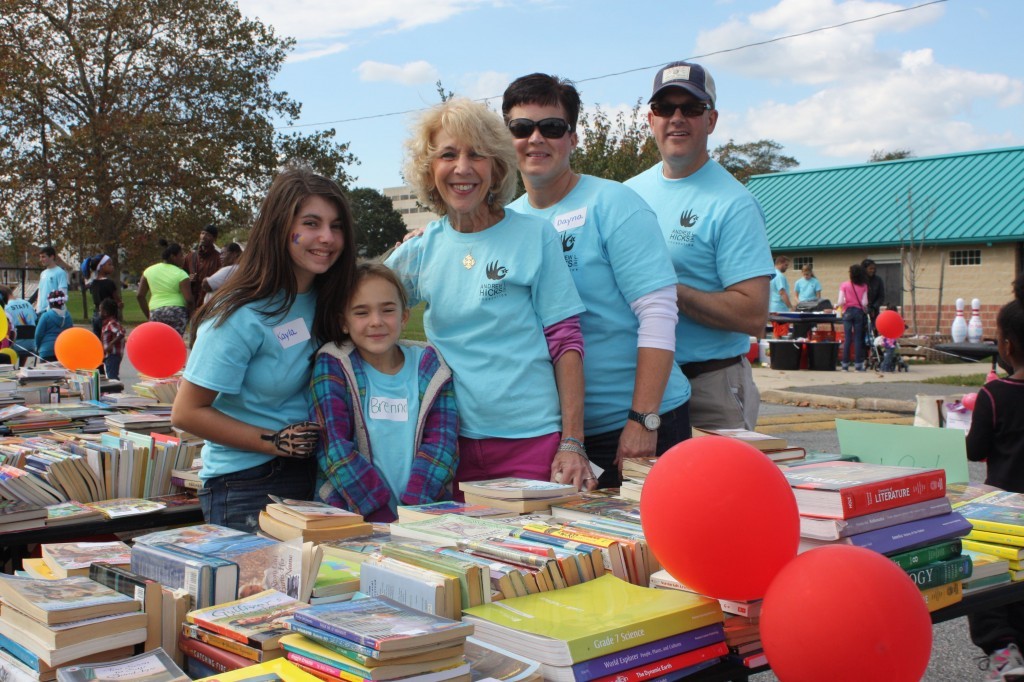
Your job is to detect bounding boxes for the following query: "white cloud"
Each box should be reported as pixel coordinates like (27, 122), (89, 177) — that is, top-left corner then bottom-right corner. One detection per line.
(289, 42), (348, 63)
(357, 60), (439, 85)
(458, 71), (513, 104)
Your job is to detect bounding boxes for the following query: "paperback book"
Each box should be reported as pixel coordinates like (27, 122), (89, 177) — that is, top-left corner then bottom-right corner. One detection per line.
(0, 574), (139, 625)
(457, 478), (577, 500)
(186, 589), (308, 651)
(41, 541), (132, 578)
(265, 496), (365, 529)
(55, 647), (189, 682)
(396, 500), (517, 524)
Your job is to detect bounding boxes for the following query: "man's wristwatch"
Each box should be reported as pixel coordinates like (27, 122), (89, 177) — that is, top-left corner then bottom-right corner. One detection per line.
(627, 410), (661, 431)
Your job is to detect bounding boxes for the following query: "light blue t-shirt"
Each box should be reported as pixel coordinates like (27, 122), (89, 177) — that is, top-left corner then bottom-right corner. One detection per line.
(769, 269), (790, 313)
(794, 276), (821, 302)
(185, 291), (318, 480)
(625, 159), (775, 364)
(37, 266), (69, 313)
(362, 345), (423, 513)
(508, 175), (690, 434)
(386, 211), (585, 439)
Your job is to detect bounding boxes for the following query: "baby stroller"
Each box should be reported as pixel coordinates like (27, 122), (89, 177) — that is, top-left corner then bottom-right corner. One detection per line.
(867, 327), (909, 373)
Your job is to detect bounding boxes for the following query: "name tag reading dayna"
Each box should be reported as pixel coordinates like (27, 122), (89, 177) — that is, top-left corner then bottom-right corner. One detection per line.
(553, 207), (587, 232)
(273, 317), (311, 349)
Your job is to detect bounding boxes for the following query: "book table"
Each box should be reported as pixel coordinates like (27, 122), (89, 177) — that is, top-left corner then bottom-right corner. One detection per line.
(0, 501), (202, 572)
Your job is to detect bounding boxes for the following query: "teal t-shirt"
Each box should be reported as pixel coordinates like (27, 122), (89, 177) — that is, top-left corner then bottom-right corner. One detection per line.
(769, 269), (790, 313)
(626, 159), (775, 364)
(185, 291), (318, 480)
(508, 175), (690, 434)
(795, 276), (821, 302)
(362, 345), (423, 513)
(386, 211), (585, 439)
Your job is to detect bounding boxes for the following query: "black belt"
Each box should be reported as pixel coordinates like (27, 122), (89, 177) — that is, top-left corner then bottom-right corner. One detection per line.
(680, 355), (743, 380)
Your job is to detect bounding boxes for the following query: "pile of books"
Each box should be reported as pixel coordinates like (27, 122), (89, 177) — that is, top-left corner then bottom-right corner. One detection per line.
(619, 458), (655, 501)
(693, 427), (806, 463)
(37, 541), (132, 579)
(783, 460), (972, 611)
(0, 574), (146, 675)
(182, 589), (307, 676)
(54, 648), (189, 682)
(0, 497), (47, 532)
(258, 497), (373, 543)
(954, 490), (1024, 589)
(396, 500), (516, 524)
(457, 477), (581, 514)
(277, 595), (474, 682)
(463, 574), (726, 681)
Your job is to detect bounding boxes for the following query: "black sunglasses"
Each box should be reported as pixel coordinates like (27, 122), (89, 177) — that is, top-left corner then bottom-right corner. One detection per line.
(650, 100), (712, 119)
(507, 118), (572, 139)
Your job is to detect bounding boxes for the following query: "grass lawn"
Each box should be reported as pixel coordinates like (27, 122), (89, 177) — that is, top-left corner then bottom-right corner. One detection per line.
(922, 373), (992, 386)
(70, 288), (148, 326)
(403, 303), (426, 342)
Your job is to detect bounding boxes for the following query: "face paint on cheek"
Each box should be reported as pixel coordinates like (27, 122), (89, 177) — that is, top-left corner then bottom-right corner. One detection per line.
(291, 233), (301, 245)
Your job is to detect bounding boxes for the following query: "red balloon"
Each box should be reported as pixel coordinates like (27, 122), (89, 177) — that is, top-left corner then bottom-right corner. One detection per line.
(962, 392), (978, 411)
(761, 546), (932, 682)
(875, 310), (906, 339)
(126, 322), (187, 378)
(54, 327), (104, 370)
(639, 436), (799, 601)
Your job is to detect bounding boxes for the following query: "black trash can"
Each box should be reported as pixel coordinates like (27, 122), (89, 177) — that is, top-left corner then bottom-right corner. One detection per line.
(768, 340), (802, 370)
(808, 341), (840, 371)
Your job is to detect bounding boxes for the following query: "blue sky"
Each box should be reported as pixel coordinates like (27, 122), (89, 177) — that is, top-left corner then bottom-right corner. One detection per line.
(236, 0), (1024, 191)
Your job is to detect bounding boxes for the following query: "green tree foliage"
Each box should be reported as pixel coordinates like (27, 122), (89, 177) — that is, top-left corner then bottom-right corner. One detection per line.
(869, 149), (914, 162)
(0, 0), (357, 276)
(572, 102), (660, 182)
(712, 139), (799, 184)
(347, 188), (408, 259)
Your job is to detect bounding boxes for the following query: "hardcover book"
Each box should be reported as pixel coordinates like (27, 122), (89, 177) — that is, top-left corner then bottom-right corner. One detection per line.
(956, 492), (1024, 536)
(40, 541), (132, 578)
(964, 549), (1011, 580)
(130, 542), (239, 609)
(457, 478), (577, 500)
(178, 633), (251, 673)
(580, 641), (728, 682)
(904, 555), (973, 590)
(291, 595), (474, 652)
(799, 497), (953, 540)
(186, 589), (308, 650)
(962, 539), (1024, 561)
(0, 574), (139, 625)
(55, 647), (188, 682)
(797, 511), (973, 556)
(782, 461), (946, 519)
(888, 539), (964, 570)
(182, 533), (303, 600)
(461, 575), (723, 666)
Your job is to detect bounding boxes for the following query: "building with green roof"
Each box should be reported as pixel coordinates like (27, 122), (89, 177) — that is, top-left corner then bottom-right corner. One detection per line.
(747, 146), (1024, 336)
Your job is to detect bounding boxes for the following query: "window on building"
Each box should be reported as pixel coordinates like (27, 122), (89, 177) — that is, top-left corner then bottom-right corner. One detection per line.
(949, 250), (981, 266)
(793, 256), (813, 270)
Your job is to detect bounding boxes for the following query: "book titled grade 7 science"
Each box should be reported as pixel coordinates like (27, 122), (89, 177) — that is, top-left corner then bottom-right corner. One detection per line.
(783, 461), (946, 520)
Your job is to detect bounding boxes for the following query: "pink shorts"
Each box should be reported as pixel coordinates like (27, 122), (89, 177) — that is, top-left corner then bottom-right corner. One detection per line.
(453, 433), (559, 500)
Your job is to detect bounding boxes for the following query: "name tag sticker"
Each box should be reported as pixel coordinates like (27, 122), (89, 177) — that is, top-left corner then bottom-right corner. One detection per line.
(553, 207), (587, 232)
(274, 318), (311, 349)
(370, 397), (409, 422)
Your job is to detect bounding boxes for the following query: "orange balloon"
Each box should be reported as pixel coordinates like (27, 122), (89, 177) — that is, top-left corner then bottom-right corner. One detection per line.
(54, 327), (104, 370)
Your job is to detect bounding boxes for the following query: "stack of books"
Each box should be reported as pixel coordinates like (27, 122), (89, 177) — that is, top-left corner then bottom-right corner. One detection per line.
(693, 427), (806, 463)
(457, 478), (581, 514)
(54, 648), (189, 682)
(182, 589), (308, 677)
(277, 595), (473, 682)
(783, 461), (972, 611)
(548, 494), (641, 525)
(0, 497), (47, 532)
(955, 491), (1024, 583)
(463, 575), (726, 682)
(39, 541), (132, 579)
(258, 498), (373, 543)
(0, 575), (146, 672)
(396, 500), (516, 523)
(619, 458), (656, 501)
(305, 544), (362, 605)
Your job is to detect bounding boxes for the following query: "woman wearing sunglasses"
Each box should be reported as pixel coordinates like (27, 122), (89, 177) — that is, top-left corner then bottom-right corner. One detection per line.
(385, 98), (593, 492)
(503, 73), (691, 490)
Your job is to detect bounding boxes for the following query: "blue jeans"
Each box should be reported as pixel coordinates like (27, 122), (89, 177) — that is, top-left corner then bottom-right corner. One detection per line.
(584, 403), (691, 489)
(842, 308), (867, 366)
(104, 353), (122, 380)
(198, 457), (315, 532)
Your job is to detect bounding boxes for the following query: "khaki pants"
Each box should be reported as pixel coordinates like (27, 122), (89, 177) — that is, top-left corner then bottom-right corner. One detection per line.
(686, 357), (760, 431)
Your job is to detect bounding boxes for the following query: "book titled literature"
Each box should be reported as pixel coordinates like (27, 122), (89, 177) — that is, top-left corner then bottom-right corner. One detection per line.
(457, 478), (577, 500)
(186, 589), (308, 651)
(461, 575), (723, 666)
(56, 647), (189, 682)
(0, 574), (139, 625)
(783, 461), (946, 519)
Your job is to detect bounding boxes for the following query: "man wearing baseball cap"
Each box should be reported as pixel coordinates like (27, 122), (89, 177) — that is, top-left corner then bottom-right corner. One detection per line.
(625, 61), (774, 431)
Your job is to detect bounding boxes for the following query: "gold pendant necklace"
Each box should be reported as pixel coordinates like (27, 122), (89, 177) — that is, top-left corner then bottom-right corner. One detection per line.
(462, 250), (476, 269)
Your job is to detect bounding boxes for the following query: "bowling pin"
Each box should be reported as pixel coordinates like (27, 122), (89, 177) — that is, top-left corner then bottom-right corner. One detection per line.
(967, 298), (983, 343)
(951, 298), (968, 343)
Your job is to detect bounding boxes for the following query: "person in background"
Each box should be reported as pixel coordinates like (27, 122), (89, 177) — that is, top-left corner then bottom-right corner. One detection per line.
(311, 264), (458, 522)
(625, 60), (773, 431)
(171, 168), (356, 532)
(99, 297), (126, 380)
(862, 258), (885, 332)
(34, 290), (74, 362)
(769, 255), (794, 338)
(202, 242), (243, 293)
(1, 287), (37, 365)
(386, 98), (591, 492)
(188, 223), (221, 308)
(87, 254), (123, 336)
(837, 263), (869, 371)
(794, 264), (822, 306)
(36, 246), (69, 315)
(502, 73), (689, 489)
(137, 240), (193, 337)
(966, 275), (1024, 681)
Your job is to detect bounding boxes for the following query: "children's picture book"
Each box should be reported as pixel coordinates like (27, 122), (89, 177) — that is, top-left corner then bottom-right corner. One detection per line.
(291, 595), (474, 652)
(56, 648), (189, 682)
(41, 541), (132, 578)
(457, 478), (577, 500)
(782, 460), (946, 519)
(0, 574), (139, 625)
(187, 589), (308, 650)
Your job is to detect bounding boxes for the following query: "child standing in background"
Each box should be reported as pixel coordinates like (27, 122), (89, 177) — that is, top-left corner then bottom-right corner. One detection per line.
(310, 263), (458, 522)
(966, 275), (1024, 680)
(99, 298), (126, 380)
